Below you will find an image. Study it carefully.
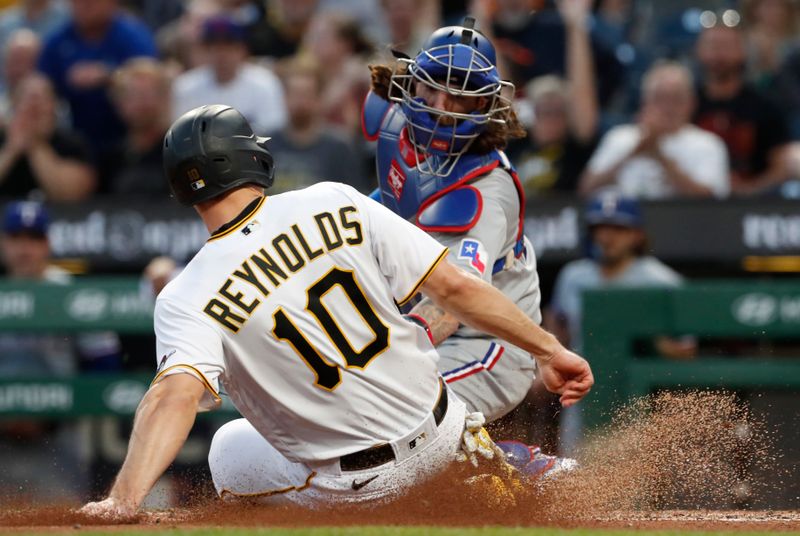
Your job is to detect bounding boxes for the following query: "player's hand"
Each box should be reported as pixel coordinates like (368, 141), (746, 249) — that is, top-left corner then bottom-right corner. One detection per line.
(78, 497), (137, 522)
(457, 412), (505, 467)
(536, 348), (594, 407)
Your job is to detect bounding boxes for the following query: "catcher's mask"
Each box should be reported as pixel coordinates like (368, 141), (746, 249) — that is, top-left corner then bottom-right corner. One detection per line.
(389, 16), (514, 177)
(163, 104), (275, 206)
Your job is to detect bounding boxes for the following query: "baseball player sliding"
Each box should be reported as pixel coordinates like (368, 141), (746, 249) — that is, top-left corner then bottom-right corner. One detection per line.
(80, 105), (592, 519)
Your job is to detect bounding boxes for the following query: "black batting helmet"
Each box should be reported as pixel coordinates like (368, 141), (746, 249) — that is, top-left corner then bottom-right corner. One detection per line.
(163, 104), (275, 206)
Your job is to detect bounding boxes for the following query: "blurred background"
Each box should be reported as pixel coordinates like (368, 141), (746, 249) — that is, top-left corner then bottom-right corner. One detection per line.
(0, 0), (798, 511)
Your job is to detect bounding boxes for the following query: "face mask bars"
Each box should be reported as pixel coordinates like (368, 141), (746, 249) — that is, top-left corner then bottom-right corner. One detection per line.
(388, 45), (514, 177)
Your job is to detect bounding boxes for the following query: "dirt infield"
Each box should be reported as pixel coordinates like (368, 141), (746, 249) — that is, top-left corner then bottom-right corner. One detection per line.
(1, 505), (799, 533)
(1, 392), (798, 533)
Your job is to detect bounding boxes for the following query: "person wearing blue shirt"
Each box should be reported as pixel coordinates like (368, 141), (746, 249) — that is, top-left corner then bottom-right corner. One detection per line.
(37, 0), (157, 158)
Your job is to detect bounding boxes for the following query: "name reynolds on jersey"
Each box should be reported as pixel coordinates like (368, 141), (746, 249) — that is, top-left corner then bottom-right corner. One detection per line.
(204, 205), (363, 332)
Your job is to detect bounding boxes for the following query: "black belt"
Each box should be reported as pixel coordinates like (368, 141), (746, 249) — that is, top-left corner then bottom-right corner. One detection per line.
(339, 381), (449, 472)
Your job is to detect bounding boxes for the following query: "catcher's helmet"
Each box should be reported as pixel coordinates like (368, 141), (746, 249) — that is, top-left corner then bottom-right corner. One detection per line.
(389, 16), (513, 177)
(163, 104), (274, 206)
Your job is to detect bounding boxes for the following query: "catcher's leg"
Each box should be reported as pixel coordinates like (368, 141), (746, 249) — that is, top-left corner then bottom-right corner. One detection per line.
(208, 418), (315, 504)
(438, 339), (535, 422)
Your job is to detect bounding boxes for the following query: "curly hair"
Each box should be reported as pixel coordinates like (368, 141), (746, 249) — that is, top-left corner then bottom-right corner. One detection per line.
(368, 64), (525, 154)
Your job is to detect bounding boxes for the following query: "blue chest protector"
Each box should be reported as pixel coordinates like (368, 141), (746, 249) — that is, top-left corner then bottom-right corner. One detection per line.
(363, 91), (526, 274)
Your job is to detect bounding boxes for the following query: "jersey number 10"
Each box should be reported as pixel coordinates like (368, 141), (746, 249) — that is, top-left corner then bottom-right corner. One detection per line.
(272, 267), (390, 390)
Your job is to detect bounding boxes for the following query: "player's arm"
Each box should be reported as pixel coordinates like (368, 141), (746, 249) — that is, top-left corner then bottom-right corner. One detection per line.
(408, 298), (460, 345)
(79, 373), (205, 520)
(421, 259), (594, 406)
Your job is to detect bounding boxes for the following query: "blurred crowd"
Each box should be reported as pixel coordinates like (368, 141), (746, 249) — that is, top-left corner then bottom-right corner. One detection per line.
(0, 0), (798, 203)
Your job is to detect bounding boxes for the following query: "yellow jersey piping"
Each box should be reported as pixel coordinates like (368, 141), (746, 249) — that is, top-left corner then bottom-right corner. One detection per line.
(397, 248), (449, 306)
(219, 471), (316, 498)
(207, 196), (266, 242)
(152, 363), (222, 404)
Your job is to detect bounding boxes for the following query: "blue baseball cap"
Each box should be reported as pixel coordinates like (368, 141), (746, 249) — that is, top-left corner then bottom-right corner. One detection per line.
(202, 16), (246, 43)
(3, 201), (49, 236)
(585, 193), (643, 228)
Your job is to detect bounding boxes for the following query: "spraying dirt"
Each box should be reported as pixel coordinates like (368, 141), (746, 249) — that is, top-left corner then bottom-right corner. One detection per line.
(538, 390), (781, 516)
(0, 391), (796, 531)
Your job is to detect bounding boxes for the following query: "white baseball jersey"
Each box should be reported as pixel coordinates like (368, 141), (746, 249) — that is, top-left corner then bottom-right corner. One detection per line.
(153, 182), (449, 463)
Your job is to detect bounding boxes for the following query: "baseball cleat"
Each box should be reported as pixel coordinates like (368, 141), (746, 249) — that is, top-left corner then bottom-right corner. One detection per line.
(495, 440), (578, 482)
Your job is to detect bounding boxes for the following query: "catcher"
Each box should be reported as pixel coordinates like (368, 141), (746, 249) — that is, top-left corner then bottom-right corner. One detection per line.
(363, 17), (539, 423)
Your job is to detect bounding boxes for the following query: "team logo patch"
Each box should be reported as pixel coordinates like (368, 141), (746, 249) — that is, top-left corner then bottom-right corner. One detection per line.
(409, 431), (427, 450)
(430, 139), (449, 152)
(458, 239), (488, 275)
(388, 160), (407, 201)
(242, 220), (260, 236)
(187, 168), (205, 191)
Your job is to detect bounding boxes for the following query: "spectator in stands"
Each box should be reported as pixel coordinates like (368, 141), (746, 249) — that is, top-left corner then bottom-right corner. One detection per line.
(128, 0), (185, 32)
(268, 58), (369, 193)
(37, 0), (158, 158)
(239, 0), (318, 59)
(0, 74), (95, 201)
(302, 12), (374, 134)
(102, 58), (171, 196)
(0, 200), (121, 501)
(318, 0), (389, 46)
(1, 201), (62, 281)
(382, 0), (438, 55)
(508, 0), (598, 196)
(0, 201), (121, 367)
(544, 193), (695, 453)
(0, 29), (42, 120)
(592, 0), (634, 51)
(156, 0), (220, 71)
(213, 0), (272, 56)
(694, 21), (792, 195)
(741, 0), (800, 94)
(171, 15), (287, 135)
(0, 0), (69, 51)
(547, 194), (691, 353)
(580, 62), (730, 199)
(488, 0), (622, 105)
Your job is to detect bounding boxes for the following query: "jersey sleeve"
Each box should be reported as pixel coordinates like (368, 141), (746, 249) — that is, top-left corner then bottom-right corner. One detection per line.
(359, 193), (449, 306)
(152, 296), (226, 411)
(432, 196), (508, 283)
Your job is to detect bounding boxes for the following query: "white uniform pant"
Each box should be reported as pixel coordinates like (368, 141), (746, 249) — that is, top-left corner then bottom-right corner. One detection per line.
(208, 394), (466, 507)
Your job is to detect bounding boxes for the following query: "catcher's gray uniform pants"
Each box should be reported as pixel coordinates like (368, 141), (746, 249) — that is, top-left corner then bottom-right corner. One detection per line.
(438, 338), (535, 422)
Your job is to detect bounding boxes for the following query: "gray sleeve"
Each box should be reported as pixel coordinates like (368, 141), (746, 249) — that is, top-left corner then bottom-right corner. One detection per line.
(431, 196), (508, 283)
(429, 168), (518, 282)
